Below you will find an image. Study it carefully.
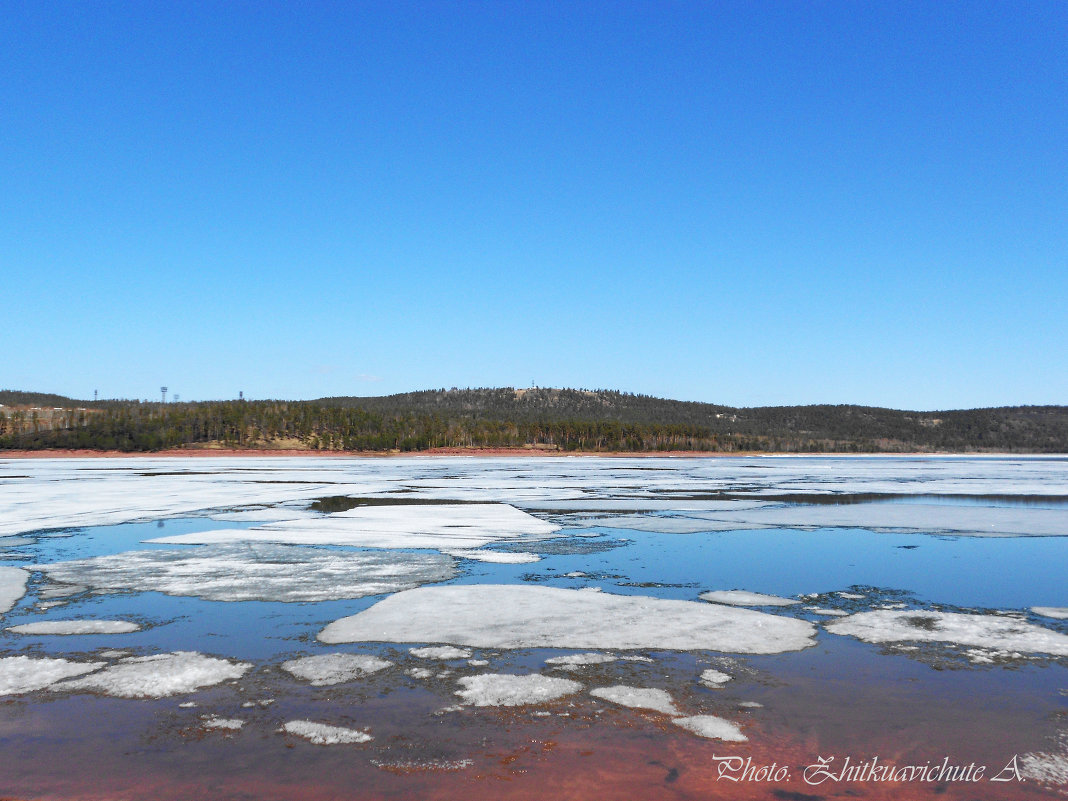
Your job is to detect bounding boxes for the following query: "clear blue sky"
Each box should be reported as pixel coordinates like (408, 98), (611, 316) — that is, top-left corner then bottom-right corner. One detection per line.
(2, 1), (1064, 410)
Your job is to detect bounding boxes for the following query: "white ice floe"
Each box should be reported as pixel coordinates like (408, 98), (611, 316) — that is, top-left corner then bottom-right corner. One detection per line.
(406, 667), (434, 679)
(208, 507), (317, 522)
(672, 715), (748, 741)
(37, 583), (86, 599)
(455, 673), (582, 707)
(1033, 607), (1068, 620)
(6, 619), (141, 635)
(281, 654), (392, 685)
(320, 585), (816, 654)
(805, 607), (850, 616)
(700, 590), (799, 607)
(825, 610), (1068, 656)
(409, 646), (472, 660)
(445, 549), (541, 564)
(202, 716), (244, 730)
(0, 655), (103, 695)
(0, 566), (28, 614)
(55, 651), (251, 697)
(281, 720), (372, 745)
(1020, 752), (1068, 786)
(699, 669), (732, 686)
(564, 571), (587, 578)
(147, 504), (560, 552)
(738, 701), (763, 708)
(545, 653), (617, 667)
(589, 685), (679, 715)
(837, 592), (865, 599)
(468, 659), (489, 666)
(40, 544), (455, 603)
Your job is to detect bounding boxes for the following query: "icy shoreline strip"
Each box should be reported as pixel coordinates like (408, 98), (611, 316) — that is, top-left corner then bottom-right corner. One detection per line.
(318, 585), (817, 654)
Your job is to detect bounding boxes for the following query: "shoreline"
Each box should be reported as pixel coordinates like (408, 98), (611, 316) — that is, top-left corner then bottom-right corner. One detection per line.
(0, 447), (1052, 460)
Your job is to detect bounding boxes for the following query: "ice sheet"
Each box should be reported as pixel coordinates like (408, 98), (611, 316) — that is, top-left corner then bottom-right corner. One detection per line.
(1033, 607), (1068, 620)
(281, 720), (372, 744)
(39, 544), (455, 602)
(55, 651), (251, 697)
(826, 610), (1068, 655)
(281, 654), (392, 685)
(455, 673), (582, 706)
(0, 655), (103, 695)
(147, 503), (560, 552)
(700, 590), (799, 607)
(319, 585), (817, 654)
(589, 685), (678, 715)
(6, 619), (140, 635)
(0, 566), (28, 613)
(672, 715), (748, 741)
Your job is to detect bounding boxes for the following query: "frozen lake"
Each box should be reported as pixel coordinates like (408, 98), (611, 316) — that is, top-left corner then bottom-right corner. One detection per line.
(1, 455), (1066, 799)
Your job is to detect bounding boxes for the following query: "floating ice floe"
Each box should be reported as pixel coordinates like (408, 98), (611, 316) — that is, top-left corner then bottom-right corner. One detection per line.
(409, 646), (472, 660)
(39, 544), (455, 603)
(825, 610), (1068, 656)
(55, 651), (251, 697)
(1020, 751), (1068, 786)
(371, 758), (473, 772)
(281, 654), (392, 686)
(455, 673), (582, 707)
(319, 585), (816, 654)
(589, 685), (679, 715)
(6, 619), (141, 635)
(545, 652), (616, 667)
(700, 669), (732, 686)
(281, 720), (372, 744)
(147, 504), (560, 552)
(1033, 607), (1068, 620)
(837, 592), (865, 599)
(673, 715), (747, 741)
(202, 716), (244, 730)
(445, 549), (541, 564)
(0, 655), (103, 695)
(406, 667), (434, 679)
(700, 590), (799, 607)
(805, 607), (849, 616)
(0, 566), (28, 614)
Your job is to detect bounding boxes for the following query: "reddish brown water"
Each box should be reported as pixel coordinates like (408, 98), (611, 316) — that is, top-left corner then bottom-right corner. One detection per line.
(1, 639), (1064, 801)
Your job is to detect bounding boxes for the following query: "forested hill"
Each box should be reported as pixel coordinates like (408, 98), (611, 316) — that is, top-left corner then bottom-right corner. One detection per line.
(2, 387), (1067, 453)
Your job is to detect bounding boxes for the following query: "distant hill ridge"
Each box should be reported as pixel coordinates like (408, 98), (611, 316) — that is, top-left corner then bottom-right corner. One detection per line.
(2, 387), (1066, 453)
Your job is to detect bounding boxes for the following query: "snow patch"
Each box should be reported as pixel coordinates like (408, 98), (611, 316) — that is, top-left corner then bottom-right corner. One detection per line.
(202, 716), (244, 730)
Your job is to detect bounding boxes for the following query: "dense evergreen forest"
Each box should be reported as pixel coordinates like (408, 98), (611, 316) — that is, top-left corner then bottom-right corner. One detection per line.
(2, 388), (1066, 453)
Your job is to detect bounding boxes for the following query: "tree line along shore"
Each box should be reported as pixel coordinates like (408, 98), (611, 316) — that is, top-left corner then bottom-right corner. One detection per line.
(1, 388), (1066, 454)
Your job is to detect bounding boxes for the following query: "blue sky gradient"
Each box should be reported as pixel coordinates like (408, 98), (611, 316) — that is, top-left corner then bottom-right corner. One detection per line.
(2, 2), (1065, 409)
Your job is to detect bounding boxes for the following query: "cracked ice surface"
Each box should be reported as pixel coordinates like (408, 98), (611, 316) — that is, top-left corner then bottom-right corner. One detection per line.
(55, 651), (251, 697)
(4, 454), (1067, 539)
(0, 655), (103, 695)
(281, 654), (392, 685)
(455, 673), (582, 706)
(825, 610), (1068, 656)
(589, 685), (679, 715)
(319, 585), (817, 654)
(147, 503), (560, 551)
(0, 566), (28, 613)
(39, 544), (456, 602)
(6, 619), (141, 635)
